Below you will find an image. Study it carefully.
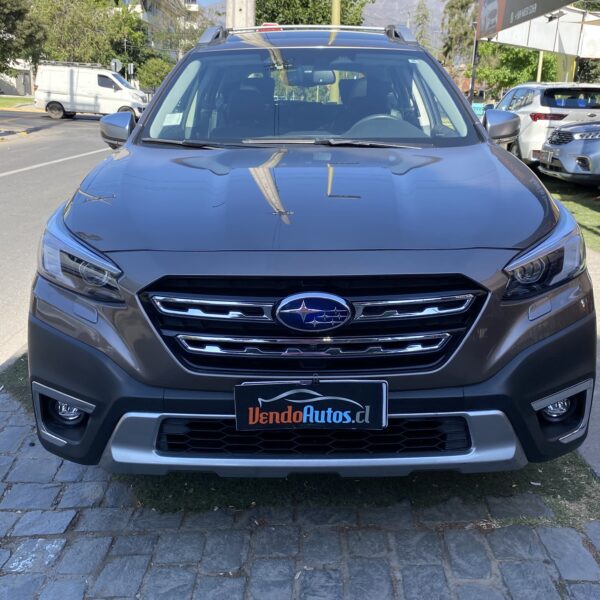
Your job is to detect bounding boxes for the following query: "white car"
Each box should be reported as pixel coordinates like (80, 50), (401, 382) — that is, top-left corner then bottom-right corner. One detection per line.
(539, 122), (600, 186)
(35, 62), (147, 120)
(495, 83), (600, 163)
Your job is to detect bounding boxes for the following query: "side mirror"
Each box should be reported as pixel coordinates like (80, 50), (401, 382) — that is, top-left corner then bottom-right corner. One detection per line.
(100, 112), (134, 149)
(483, 109), (520, 145)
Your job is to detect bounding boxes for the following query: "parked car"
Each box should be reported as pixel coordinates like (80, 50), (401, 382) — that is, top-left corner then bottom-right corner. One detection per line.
(34, 62), (147, 120)
(539, 122), (600, 186)
(29, 25), (595, 477)
(496, 83), (600, 163)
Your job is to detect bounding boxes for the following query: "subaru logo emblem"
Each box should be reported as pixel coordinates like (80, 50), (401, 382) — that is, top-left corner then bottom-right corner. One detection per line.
(275, 293), (351, 332)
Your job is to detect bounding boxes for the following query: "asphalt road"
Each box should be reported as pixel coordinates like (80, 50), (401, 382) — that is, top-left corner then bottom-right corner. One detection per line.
(0, 111), (110, 366)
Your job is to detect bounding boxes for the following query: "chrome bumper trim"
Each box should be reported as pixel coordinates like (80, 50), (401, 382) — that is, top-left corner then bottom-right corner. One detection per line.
(100, 410), (527, 477)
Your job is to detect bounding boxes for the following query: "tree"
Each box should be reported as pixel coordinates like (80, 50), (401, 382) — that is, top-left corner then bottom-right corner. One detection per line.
(30, 0), (164, 79)
(256, 0), (372, 26)
(413, 0), (431, 52)
(137, 56), (173, 90)
(576, 58), (600, 84)
(476, 42), (557, 98)
(30, 0), (115, 64)
(441, 0), (476, 68)
(0, 0), (46, 73)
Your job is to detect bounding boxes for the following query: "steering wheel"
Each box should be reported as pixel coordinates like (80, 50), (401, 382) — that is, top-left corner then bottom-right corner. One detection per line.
(345, 114), (403, 137)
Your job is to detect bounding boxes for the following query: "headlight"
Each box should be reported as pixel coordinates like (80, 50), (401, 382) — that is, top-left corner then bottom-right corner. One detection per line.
(503, 203), (586, 300)
(574, 131), (600, 140)
(38, 207), (123, 302)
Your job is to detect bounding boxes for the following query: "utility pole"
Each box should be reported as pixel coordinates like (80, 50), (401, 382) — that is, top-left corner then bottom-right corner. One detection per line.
(467, 22), (478, 103)
(332, 0), (341, 25)
(226, 0), (255, 28)
(536, 51), (544, 82)
(330, 0), (341, 103)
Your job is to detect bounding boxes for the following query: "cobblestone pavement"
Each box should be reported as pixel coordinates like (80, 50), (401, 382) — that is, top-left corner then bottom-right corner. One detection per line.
(1, 391), (600, 600)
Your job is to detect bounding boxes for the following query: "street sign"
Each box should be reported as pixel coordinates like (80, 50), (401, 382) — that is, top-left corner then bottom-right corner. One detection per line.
(128, 63), (134, 75)
(478, 0), (569, 38)
(110, 58), (123, 73)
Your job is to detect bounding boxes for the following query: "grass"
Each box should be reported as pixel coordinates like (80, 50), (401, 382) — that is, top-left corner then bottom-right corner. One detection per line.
(540, 174), (600, 253)
(0, 354), (31, 413)
(118, 452), (600, 529)
(0, 96), (33, 109)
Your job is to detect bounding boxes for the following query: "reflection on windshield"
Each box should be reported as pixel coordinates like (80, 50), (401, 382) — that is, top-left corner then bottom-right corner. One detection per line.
(145, 46), (476, 148)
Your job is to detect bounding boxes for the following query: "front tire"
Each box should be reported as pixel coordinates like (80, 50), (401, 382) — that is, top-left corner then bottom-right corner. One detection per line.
(46, 102), (65, 120)
(118, 106), (136, 119)
(509, 141), (522, 160)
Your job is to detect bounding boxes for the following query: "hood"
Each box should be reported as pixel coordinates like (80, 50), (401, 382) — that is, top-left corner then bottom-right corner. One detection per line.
(554, 121), (600, 134)
(65, 142), (558, 253)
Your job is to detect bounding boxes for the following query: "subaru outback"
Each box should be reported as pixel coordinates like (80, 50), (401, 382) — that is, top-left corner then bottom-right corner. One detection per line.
(29, 25), (596, 476)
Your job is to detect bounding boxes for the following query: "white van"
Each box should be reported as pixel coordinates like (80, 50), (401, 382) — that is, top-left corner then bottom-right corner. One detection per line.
(34, 62), (147, 119)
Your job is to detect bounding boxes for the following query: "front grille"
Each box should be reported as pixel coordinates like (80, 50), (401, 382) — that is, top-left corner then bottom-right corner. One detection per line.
(156, 416), (472, 456)
(140, 275), (486, 374)
(548, 130), (574, 145)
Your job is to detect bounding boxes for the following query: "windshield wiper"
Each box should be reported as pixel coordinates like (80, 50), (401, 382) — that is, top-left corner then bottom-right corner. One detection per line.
(141, 138), (244, 149)
(314, 139), (424, 149)
(242, 138), (424, 149)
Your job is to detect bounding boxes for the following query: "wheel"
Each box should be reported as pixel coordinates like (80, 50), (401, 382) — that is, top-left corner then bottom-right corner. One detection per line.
(509, 141), (522, 160)
(64, 112), (76, 119)
(46, 102), (65, 120)
(118, 106), (136, 119)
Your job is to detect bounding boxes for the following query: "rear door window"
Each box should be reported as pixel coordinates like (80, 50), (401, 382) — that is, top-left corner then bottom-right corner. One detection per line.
(541, 88), (600, 109)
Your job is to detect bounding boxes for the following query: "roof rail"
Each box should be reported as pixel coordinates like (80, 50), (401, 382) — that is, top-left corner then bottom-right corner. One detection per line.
(39, 60), (104, 68)
(229, 24), (387, 34)
(385, 24), (418, 44)
(197, 24), (419, 45)
(197, 25), (228, 45)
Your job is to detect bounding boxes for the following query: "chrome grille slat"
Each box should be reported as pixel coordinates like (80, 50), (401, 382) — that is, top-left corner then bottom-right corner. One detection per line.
(352, 294), (474, 321)
(151, 295), (274, 322)
(141, 276), (486, 373)
(177, 332), (451, 358)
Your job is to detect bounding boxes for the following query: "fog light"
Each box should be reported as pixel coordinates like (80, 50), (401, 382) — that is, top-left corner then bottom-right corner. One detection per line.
(541, 398), (571, 421)
(54, 401), (84, 424)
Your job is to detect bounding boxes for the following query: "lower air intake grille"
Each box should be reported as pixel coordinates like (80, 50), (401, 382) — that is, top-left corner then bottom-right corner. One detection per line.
(156, 417), (471, 456)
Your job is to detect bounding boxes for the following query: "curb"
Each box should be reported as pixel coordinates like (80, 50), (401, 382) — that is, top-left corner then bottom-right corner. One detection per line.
(0, 106), (45, 114)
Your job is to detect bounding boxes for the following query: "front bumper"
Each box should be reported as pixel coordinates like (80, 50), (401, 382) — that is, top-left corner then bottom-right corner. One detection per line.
(29, 305), (596, 476)
(539, 140), (600, 185)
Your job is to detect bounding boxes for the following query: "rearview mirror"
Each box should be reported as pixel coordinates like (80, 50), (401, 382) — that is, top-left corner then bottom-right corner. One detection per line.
(287, 68), (336, 87)
(100, 111), (134, 149)
(483, 109), (520, 145)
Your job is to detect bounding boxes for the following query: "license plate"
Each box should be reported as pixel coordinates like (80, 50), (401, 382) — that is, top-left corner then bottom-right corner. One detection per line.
(234, 380), (388, 431)
(540, 150), (553, 164)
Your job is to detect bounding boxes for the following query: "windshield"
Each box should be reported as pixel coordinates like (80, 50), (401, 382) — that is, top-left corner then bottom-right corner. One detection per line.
(143, 48), (477, 147)
(541, 87), (600, 109)
(113, 72), (135, 90)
